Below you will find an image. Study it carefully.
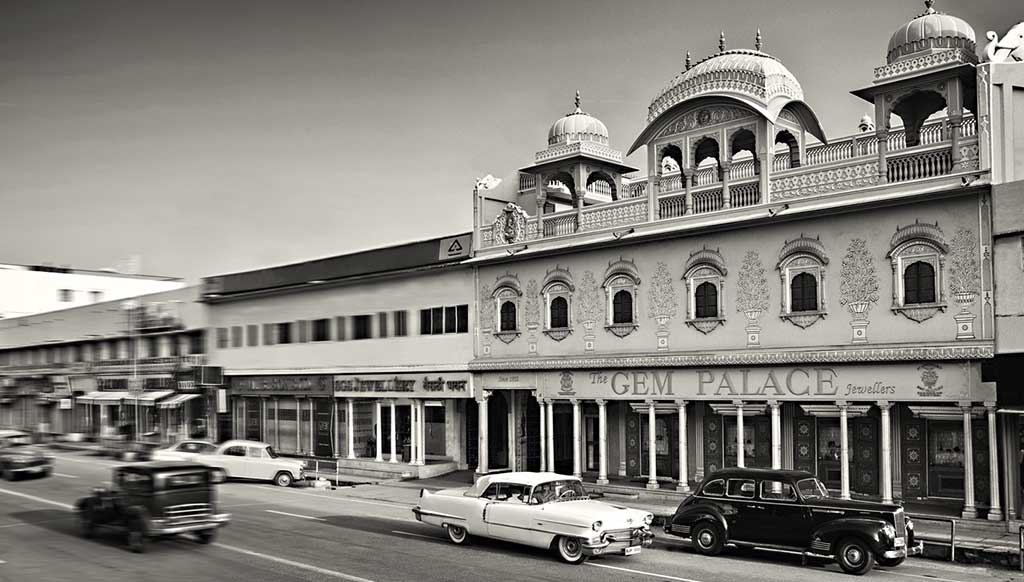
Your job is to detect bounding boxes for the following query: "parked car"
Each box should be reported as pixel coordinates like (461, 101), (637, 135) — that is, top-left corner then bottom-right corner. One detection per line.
(664, 468), (921, 575)
(197, 440), (304, 487)
(0, 429), (54, 480)
(413, 472), (655, 564)
(75, 462), (230, 553)
(151, 440), (217, 463)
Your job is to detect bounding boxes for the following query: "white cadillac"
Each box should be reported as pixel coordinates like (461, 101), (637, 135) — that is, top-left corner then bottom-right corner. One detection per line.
(413, 472), (655, 564)
(197, 440), (305, 487)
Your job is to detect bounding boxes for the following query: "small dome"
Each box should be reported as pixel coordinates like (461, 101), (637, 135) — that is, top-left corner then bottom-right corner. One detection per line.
(548, 92), (609, 146)
(648, 48), (803, 124)
(886, 1), (976, 64)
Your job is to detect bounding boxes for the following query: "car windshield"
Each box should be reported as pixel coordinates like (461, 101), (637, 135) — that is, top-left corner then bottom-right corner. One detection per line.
(265, 446), (279, 459)
(532, 480), (588, 504)
(797, 477), (829, 500)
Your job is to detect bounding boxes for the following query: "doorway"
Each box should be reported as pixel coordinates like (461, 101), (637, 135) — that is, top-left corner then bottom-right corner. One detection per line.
(488, 393), (509, 469)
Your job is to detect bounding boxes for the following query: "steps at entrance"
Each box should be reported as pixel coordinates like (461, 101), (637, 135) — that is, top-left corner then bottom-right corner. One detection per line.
(295, 457), (460, 481)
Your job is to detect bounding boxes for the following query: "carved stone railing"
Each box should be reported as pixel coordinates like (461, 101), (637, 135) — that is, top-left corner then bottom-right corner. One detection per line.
(773, 153), (791, 172)
(730, 180), (761, 208)
(658, 193), (686, 220)
(623, 180), (647, 199)
(730, 159), (757, 180)
(886, 144), (952, 183)
(518, 173), (537, 193)
(657, 173), (683, 193)
(691, 187), (723, 214)
(693, 165), (719, 187)
(543, 211), (579, 237)
(770, 158), (880, 202)
(580, 198), (648, 231)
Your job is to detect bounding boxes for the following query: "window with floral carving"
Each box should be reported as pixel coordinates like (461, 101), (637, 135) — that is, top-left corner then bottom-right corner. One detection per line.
(500, 301), (517, 332)
(887, 221), (947, 323)
(695, 281), (718, 318)
(602, 266), (639, 337)
(549, 297), (568, 328)
(903, 261), (936, 304)
(612, 290), (633, 324)
(777, 235), (828, 328)
(683, 248), (727, 334)
(491, 279), (523, 343)
(790, 272), (819, 312)
(541, 278), (574, 341)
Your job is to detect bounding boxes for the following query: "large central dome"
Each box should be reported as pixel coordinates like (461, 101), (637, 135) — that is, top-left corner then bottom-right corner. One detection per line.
(647, 49), (804, 124)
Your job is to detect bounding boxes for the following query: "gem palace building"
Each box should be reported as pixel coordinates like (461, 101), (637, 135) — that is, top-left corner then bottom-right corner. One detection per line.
(468, 3), (1024, 522)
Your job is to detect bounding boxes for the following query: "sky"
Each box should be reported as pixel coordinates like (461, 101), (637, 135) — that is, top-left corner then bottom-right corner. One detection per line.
(0, 0), (1017, 283)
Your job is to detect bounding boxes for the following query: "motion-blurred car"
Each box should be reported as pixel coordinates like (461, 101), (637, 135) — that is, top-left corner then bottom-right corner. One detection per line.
(0, 429), (54, 480)
(76, 462), (230, 553)
(413, 472), (654, 564)
(151, 440), (217, 463)
(197, 440), (304, 487)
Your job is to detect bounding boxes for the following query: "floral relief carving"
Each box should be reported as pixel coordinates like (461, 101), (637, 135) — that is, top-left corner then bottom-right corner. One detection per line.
(949, 227), (980, 340)
(478, 282), (494, 331)
(647, 261), (677, 352)
(575, 270), (603, 325)
(492, 203), (529, 245)
(524, 279), (540, 328)
(840, 238), (879, 344)
(770, 162), (879, 201)
(656, 106), (754, 139)
(737, 251), (769, 347)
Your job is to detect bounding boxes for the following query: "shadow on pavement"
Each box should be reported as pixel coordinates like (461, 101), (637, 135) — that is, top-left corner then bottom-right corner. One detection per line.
(9, 508), (204, 555)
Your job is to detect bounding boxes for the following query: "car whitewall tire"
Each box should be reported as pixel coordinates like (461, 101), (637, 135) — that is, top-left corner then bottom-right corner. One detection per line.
(274, 472), (293, 487)
(446, 524), (469, 545)
(555, 536), (587, 565)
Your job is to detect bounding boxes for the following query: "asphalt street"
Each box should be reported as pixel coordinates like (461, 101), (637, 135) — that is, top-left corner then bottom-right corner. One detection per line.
(0, 451), (1019, 582)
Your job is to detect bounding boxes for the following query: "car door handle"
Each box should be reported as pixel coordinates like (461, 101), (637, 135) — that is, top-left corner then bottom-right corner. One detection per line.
(749, 505), (765, 510)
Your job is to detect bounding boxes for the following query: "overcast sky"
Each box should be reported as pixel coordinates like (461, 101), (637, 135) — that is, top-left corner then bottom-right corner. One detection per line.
(0, 0), (1017, 282)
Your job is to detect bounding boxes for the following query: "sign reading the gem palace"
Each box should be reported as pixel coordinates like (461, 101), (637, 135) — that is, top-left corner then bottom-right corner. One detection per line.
(487, 363), (991, 402)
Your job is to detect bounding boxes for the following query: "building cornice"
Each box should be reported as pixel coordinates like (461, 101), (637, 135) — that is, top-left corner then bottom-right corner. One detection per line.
(469, 342), (993, 371)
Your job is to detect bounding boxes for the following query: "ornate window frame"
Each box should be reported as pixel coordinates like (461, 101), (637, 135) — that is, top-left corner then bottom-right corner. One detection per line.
(683, 247), (727, 334)
(603, 258), (640, 338)
(778, 235), (828, 329)
(491, 273), (522, 344)
(542, 267), (574, 341)
(888, 221), (947, 322)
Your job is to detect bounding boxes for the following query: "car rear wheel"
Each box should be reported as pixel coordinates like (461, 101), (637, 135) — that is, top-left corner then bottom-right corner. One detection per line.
(877, 556), (905, 568)
(835, 537), (875, 575)
(445, 524), (469, 545)
(197, 529), (217, 545)
(127, 521), (146, 554)
(274, 472), (293, 487)
(691, 522), (725, 556)
(555, 536), (587, 565)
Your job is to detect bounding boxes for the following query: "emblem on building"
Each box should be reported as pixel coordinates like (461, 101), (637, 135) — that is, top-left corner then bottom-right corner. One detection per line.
(558, 371), (575, 396)
(916, 364), (943, 397)
(492, 203), (529, 245)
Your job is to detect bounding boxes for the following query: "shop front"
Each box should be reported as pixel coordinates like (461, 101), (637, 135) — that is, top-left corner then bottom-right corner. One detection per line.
(477, 360), (1001, 518)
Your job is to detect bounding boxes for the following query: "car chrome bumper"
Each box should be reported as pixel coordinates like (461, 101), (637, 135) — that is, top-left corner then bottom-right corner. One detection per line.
(9, 464), (50, 474)
(583, 530), (655, 556)
(148, 513), (231, 535)
(906, 541), (923, 556)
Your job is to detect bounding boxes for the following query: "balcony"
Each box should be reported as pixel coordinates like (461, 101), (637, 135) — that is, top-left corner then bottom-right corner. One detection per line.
(0, 355), (205, 376)
(480, 115), (980, 249)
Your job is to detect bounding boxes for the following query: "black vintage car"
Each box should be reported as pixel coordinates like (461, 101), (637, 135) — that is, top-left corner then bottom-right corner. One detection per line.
(665, 468), (921, 575)
(76, 462), (230, 553)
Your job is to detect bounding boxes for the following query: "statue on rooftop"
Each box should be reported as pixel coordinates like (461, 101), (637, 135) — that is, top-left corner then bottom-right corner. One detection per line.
(984, 22), (1024, 63)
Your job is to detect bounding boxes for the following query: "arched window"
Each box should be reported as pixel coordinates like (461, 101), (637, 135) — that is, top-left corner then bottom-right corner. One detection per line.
(790, 273), (818, 312)
(695, 282), (718, 319)
(499, 301), (517, 332)
(612, 290), (633, 324)
(549, 296), (569, 328)
(903, 261), (936, 305)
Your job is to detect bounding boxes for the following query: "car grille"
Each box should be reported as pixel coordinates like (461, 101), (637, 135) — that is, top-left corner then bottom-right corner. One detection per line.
(895, 507), (906, 539)
(163, 503), (213, 525)
(602, 528), (643, 543)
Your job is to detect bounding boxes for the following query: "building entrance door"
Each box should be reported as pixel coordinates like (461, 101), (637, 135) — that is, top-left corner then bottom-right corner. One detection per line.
(725, 415), (770, 468)
(488, 393), (509, 469)
(639, 412), (677, 479)
(927, 420), (966, 497)
(425, 405), (446, 456)
(553, 407), (574, 475)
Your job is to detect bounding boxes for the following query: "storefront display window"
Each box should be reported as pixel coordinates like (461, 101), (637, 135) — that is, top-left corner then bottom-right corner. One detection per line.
(930, 423), (965, 467)
(725, 423), (755, 466)
(278, 400), (298, 454)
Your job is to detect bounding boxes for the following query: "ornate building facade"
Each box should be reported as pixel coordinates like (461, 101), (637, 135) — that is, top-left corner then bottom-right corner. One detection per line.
(469, 2), (1024, 522)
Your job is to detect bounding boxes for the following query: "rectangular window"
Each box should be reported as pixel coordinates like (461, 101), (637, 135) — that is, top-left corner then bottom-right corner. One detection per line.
(247, 325), (259, 347)
(231, 326), (243, 348)
(431, 307), (443, 334)
(58, 289), (74, 302)
(456, 305), (468, 333)
(146, 337), (158, 358)
(726, 479), (756, 499)
(420, 305), (470, 335)
(378, 312), (388, 338)
(189, 332), (204, 355)
(263, 323), (274, 346)
(335, 316), (346, 341)
(353, 315), (372, 340)
(760, 480), (797, 501)
(216, 327), (229, 349)
(277, 322), (293, 344)
(393, 311), (407, 337)
(444, 306), (457, 333)
(312, 318), (330, 342)
(420, 309), (432, 335)
(297, 320), (309, 343)
(90, 290), (103, 302)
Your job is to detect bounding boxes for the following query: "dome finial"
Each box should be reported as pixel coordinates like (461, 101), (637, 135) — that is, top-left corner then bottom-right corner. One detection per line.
(685, 50), (692, 70)
(924, 0), (935, 14)
(755, 28), (762, 51)
(574, 90), (581, 112)
(719, 31), (726, 52)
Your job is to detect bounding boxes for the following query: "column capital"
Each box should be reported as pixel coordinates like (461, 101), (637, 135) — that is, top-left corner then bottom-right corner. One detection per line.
(768, 400), (781, 410)
(984, 401), (997, 410)
(675, 400), (688, 408)
(476, 390), (491, 403)
(836, 401), (849, 410)
(594, 399), (607, 406)
(957, 400), (973, 411)
(877, 400), (891, 410)
(569, 398), (580, 406)
(731, 399), (745, 409)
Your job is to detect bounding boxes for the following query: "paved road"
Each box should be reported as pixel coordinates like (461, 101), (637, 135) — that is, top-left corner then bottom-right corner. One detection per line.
(0, 451), (1019, 582)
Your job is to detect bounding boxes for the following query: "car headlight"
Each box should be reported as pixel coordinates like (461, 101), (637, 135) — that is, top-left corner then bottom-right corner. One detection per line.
(881, 523), (896, 541)
(643, 513), (654, 525)
(591, 520), (603, 532)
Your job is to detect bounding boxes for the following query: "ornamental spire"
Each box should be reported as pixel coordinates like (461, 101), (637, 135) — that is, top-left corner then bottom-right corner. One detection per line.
(755, 28), (762, 51)
(719, 31), (726, 52)
(924, 0), (935, 14)
(574, 89), (581, 113)
(685, 50), (692, 70)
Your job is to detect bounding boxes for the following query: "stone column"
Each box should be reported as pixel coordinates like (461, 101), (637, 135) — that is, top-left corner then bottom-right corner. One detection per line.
(721, 162), (732, 209)
(477, 393), (489, 474)
(546, 400), (555, 472)
(374, 401), (383, 462)
(597, 399), (608, 485)
(735, 401), (745, 468)
(571, 399), (581, 478)
(333, 398), (340, 458)
(346, 399), (355, 459)
(770, 401), (782, 470)
(961, 403), (977, 518)
(880, 401), (893, 504)
(683, 167), (693, 215)
(987, 404), (1001, 520)
(876, 129), (889, 184)
(839, 402), (851, 500)
(309, 399), (315, 454)
(538, 396), (547, 473)
(950, 114), (963, 169)
(295, 397), (302, 453)
(410, 400), (419, 465)
(646, 402), (659, 489)
(418, 400), (427, 465)
(389, 400), (398, 464)
(677, 401), (689, 492)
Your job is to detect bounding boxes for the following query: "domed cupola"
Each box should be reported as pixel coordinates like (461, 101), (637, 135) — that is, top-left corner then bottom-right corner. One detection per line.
(886, 0), (977, 64)
(548, 91), (610, 146)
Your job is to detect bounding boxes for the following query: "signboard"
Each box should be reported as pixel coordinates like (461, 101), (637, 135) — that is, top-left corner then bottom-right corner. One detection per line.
(333, 373), (472, 399)
(230, 375), (333, 396)
(128, 377), (144, 396)
(98, 377), (176, 392)
(197, 366), (224, 386)
(438, 235), (471, 260)
(490, 362), (991, 403)
(315, 399), (333, 457)
(217, 388), (228, 414)
(59, 399), (73, 410)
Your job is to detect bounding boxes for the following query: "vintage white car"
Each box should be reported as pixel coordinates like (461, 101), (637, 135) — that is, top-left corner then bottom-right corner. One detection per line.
(151, 440), (217, 463)
(413, 472), (654, 564)
(196, 440), (305, 487)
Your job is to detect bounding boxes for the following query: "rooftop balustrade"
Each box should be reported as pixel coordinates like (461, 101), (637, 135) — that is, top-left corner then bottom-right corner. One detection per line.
(482, 115), (980, 249)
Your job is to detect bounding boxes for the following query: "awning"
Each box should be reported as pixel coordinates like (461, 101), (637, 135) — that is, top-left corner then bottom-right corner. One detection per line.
(124, 390), (174, 405)
(78, 391), (128, 403)
(77, 390), (174, 405)
(158, 393), (200, 409)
